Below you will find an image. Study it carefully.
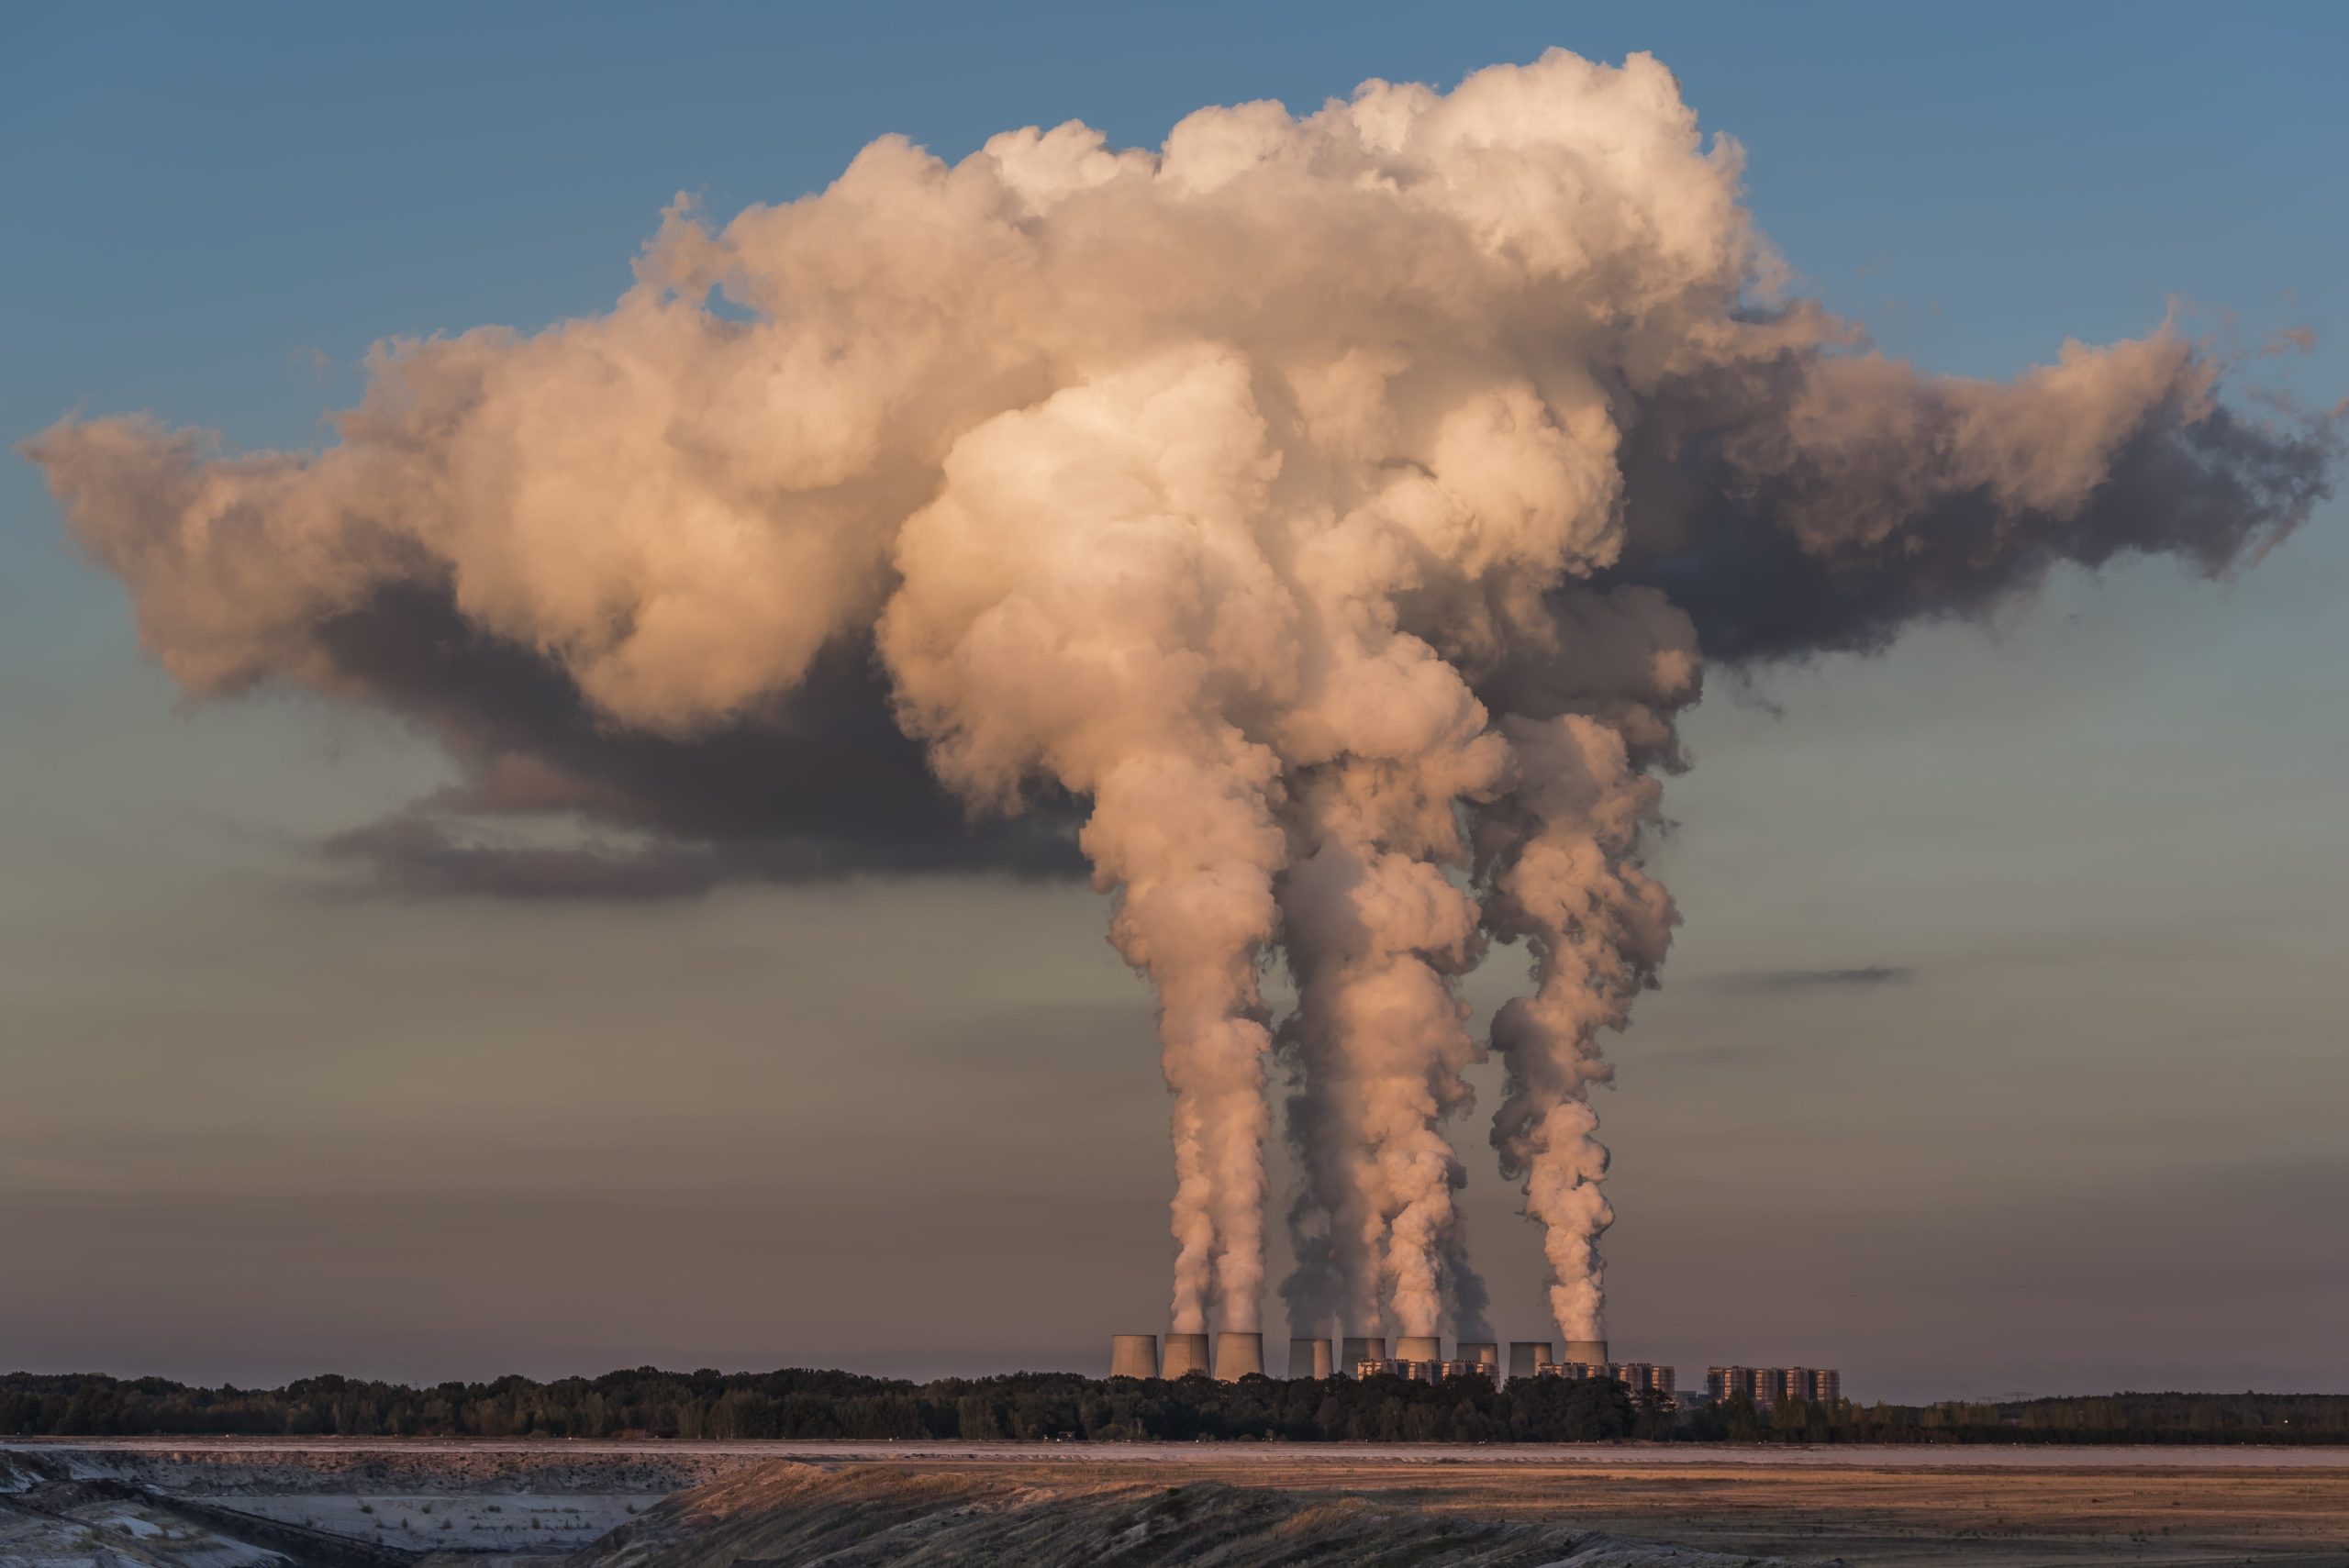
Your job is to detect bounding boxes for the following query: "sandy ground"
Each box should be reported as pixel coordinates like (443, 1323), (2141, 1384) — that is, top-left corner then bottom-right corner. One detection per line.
(12, 1437), (2349, 1468)
(0, 1490), (288, 1568)
(778, 1452), (2349, 1566)
(10, 1440), (2349, 1565)
(0, 1449), (751, 1496)
(216, 1496), (642, 1551)
(0, 1448), (711, 1568)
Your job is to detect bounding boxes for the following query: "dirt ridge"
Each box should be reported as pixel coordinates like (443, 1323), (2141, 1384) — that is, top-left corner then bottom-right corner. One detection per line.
(570, 1461), (1837, 1568)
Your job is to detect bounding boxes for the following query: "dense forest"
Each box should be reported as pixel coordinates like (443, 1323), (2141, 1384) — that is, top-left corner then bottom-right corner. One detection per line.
(6, 1368), (2345, 1444)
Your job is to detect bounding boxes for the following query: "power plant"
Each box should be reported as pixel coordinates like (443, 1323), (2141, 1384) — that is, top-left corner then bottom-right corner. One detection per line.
(1537, 1359), (1675, 1397)
(1213, 1331), (1264, 1380)
(1706, 1366), (1842, 1407)
(1108, 1329), (1841, 1406)
(1108, 1334), (1158, 1379)
(1161, 1332), (1211, 1379)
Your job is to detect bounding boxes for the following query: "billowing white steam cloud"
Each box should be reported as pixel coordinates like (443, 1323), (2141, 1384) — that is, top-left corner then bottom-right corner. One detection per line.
(28, 50), (2333, 1346)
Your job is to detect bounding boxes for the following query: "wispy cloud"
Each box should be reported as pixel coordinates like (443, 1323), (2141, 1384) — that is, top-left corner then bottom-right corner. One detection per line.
(1695, 964), (1917, 995)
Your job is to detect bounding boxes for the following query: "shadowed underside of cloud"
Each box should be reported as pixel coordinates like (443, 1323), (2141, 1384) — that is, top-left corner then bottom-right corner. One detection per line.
(1697, 963), (1918, 995)
(1605, 360), (2341, 662)
(307, 580), (1087, 896)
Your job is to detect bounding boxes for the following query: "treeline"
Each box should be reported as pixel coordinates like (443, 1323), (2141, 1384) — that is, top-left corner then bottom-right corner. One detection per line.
(1690, 1388), (2349, 1445)
(0, 1368), (1653, 1443)
(6, 1369), (2346, 1444)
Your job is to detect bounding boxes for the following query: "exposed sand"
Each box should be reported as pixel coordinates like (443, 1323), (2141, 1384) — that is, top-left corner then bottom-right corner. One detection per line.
(216, 1496), (643, 1551)
(13, 1437), (2349, 1468)
(10, 1440), (2349, 1565)
(888, 1452), (2349, 1566)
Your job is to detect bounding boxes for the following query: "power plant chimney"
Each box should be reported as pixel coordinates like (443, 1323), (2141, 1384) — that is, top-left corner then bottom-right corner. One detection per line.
(1508, 1340), (1553, 1380)
(1108, 1334), (1158, 1379)
(1213, 1330), (1264, 1381)
(1458, 1340), (1499, 1372)
(1287, 1337), (1333, 1379)
(1564, 1338), (1609, 1366)
(1395, 1334), (1442, 1364)
(1341, 1334), (1386, 1373)
(1162, 1331), (1211, 1378)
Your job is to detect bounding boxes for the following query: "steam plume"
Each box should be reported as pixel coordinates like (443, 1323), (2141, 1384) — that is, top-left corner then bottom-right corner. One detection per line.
(28, 50), (2335, 1343)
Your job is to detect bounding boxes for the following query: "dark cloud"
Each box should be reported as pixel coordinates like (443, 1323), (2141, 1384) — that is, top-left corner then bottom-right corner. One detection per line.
(1697, 963), (1917, 995)
(1606, 354), (2341, 664)
(321, 816), (728, 901)
(306, 579), (1085, 897)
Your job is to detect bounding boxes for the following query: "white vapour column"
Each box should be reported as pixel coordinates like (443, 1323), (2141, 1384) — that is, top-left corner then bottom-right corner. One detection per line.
(1478, 714), (1678, 1343)
(882, 350), (1297, 1334)
(1262, 279), (1626, 1347)
(1279, 790), (1492, 1340)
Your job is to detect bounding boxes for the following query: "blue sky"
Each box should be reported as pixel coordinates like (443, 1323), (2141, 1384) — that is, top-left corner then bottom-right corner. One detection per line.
(4, 2), (2343, 1399)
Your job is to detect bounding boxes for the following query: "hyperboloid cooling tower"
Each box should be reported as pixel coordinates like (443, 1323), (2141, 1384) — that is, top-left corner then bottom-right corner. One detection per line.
(1564, 1338), (1609, 1365)
(1395, 1334), (1442, 1363)
(1162, 1331), (1211, 1378)
(1108, 1334), (1158, 1379)
(1341, 1335), (1386, 1371)
(1508, 1340), (1553, 1379)
(1288, 1337), (1333, 1378)
(1458, 1340), (1499, 1370)
(1213, 1330), (1264, 1381)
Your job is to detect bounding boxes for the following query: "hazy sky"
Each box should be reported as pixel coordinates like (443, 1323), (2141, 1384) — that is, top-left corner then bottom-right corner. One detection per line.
(4, 1), (2343, 1404)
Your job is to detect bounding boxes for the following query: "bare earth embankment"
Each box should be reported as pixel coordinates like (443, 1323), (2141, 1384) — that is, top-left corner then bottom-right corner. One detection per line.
(10, 1440), (2349, 1568)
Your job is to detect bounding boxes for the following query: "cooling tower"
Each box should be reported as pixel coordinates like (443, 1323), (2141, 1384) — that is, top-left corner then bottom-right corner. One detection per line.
(1564, 1338), (1609, 1366)
(1458, 1340), (1499, 1370)
(1108, 1334), (1158, 1379)
(1508, 1340), (1553, 1379)
(1213, 1330), (1264, 1381)
(1287, 1337), (1333, 1379)
(1162, 1331), (1211, 1378)
(1341, 1335), (1386, 1373)
(1395, 1334), (1442, 1363)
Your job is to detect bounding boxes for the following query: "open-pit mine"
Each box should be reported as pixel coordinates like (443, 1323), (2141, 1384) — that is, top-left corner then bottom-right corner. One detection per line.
(8, 1440), (2349, 1568)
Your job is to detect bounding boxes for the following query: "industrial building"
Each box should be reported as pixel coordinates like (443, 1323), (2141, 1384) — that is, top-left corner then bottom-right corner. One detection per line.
(1108, 1334), (1158, 1379)
(1348, 1355), (1499, 1385)
(1534, 1359), (1675, 1397)
(1616, 1362), (1676, 1397)
(1108, 1329), (1839, 1406)
(1161, 1332), (1211, 1378)
(1213, 1332), (1264, 1380)
(1705, 1365), (1842, 1407)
